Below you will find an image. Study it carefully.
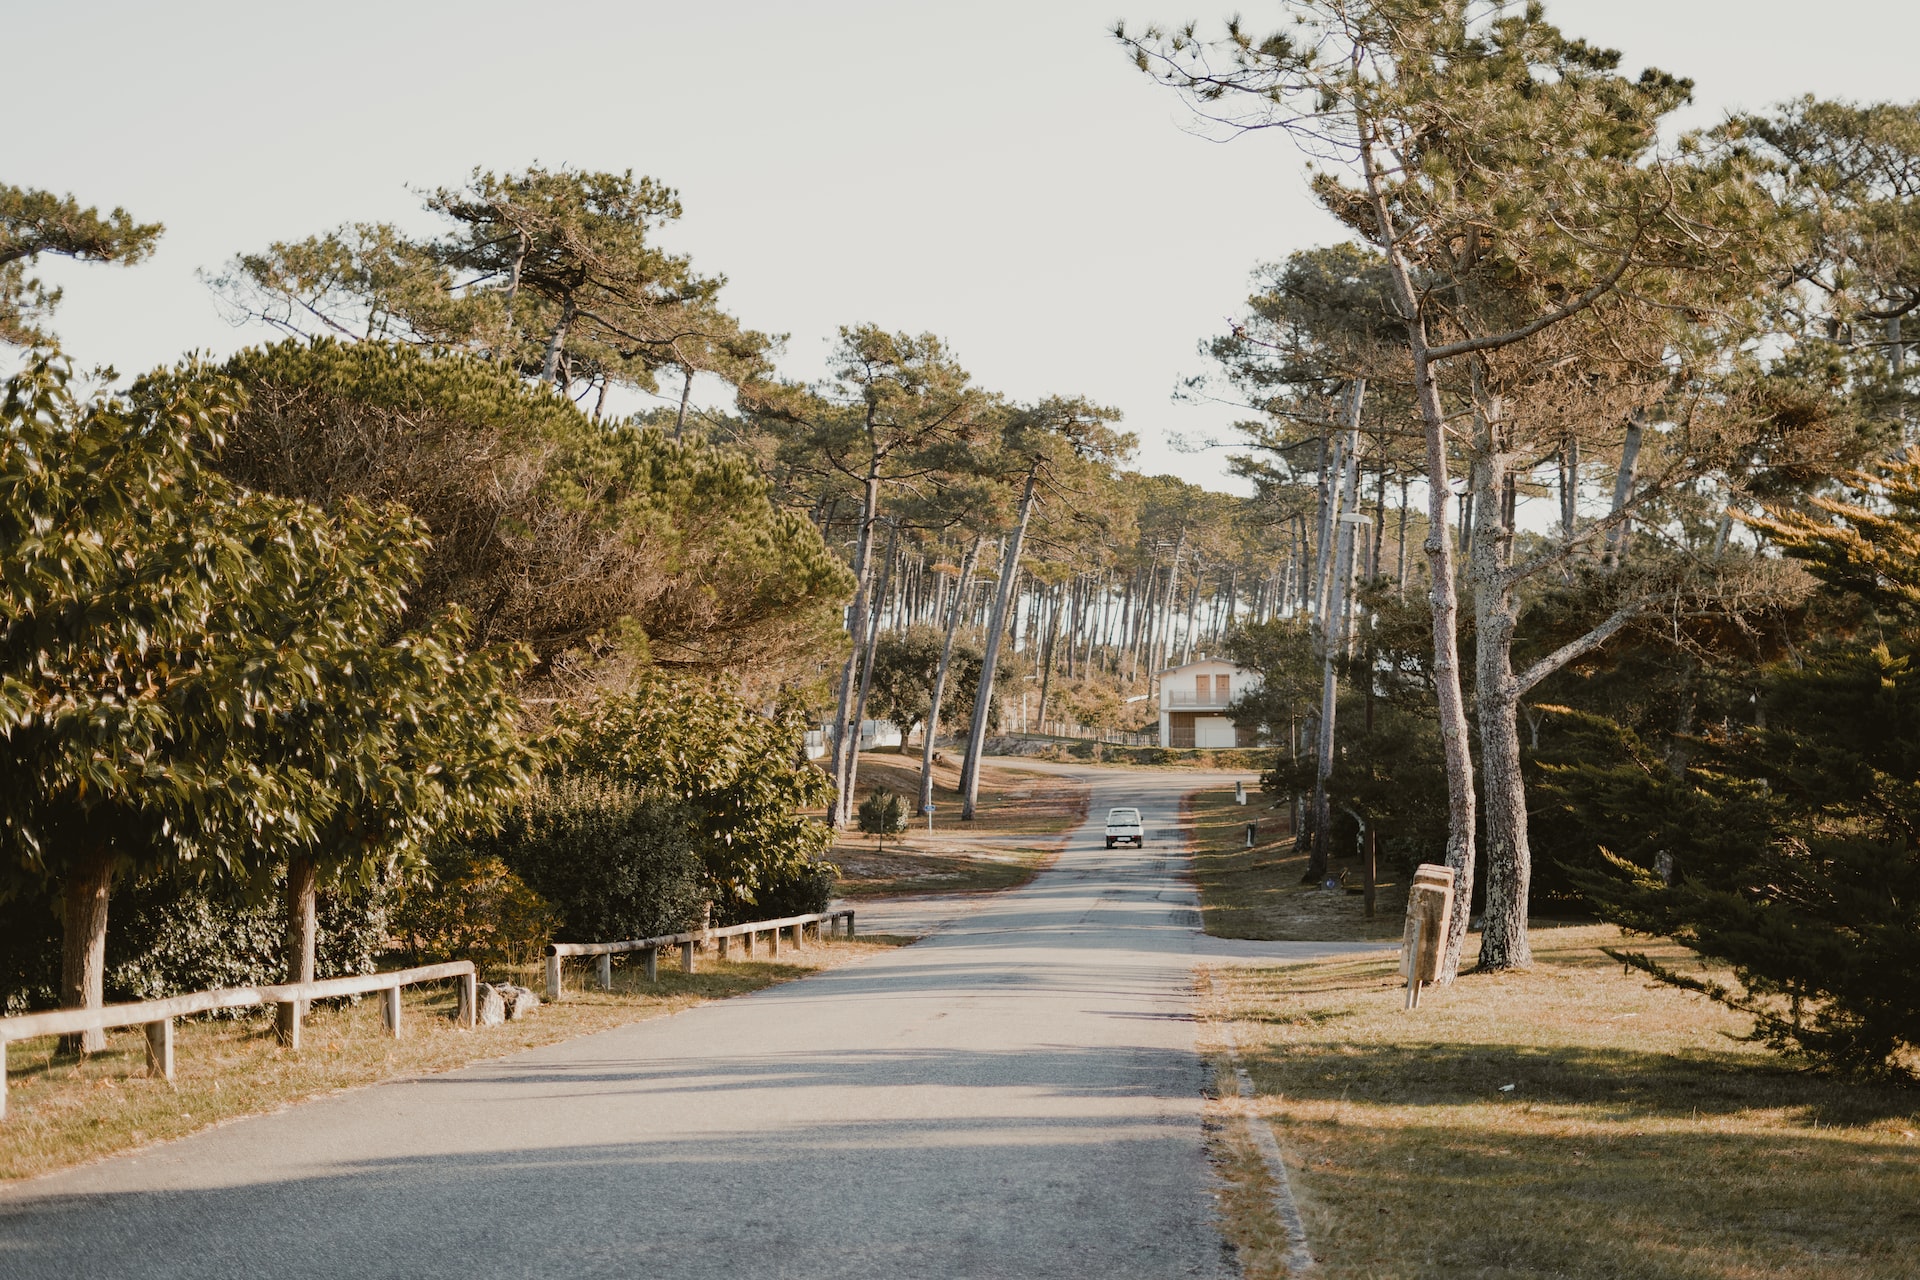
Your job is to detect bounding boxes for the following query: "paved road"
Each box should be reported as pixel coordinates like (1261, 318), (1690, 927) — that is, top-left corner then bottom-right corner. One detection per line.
(0, 764), (1379, 1278)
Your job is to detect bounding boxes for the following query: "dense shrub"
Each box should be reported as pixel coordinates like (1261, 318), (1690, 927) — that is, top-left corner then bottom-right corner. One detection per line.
(0, 873), (388, 1015)
(391, 849), (561, 975)
(722, 859), (834, 926)
(554, 677), (836, 919)
(479, 777), (707, 945)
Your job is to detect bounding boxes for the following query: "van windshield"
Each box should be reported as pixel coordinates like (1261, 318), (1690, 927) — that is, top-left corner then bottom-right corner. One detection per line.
(1107, 809), (1140, 822)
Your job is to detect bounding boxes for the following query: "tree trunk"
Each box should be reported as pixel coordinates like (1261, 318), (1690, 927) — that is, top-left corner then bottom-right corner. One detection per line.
(843, 520), (898, 818)
(960, 469), (1038, 819)
(1395, 477), (1411, 600)
(1376, 215), (1478, 980)
(539, 298), (576, 386)
(1603, 413), (1644, 566)
(920, 536), (983, 812)
(1037, 583), (1064, 727)
(828, 471), (883, 827)
(1467, 393), (1533, 971)
(675, 366), (694, 438)
(277, 853), (319, 1042)
(1307, 385), (1366, 882)
(58, 848), (114, 1054)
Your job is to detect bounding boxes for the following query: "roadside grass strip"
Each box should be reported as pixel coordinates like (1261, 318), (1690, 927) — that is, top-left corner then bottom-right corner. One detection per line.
(1, 937), (909, 1182)
(1205, 928), (1920, 1279)
(1185, 787), (1406, 943)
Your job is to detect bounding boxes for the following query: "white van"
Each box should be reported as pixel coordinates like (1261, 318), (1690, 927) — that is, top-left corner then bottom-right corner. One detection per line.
(1104, 807), (1144, 848)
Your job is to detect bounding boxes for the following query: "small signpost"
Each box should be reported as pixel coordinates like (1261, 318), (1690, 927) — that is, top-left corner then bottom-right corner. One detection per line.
(1401, 863), (1456, 1010)
(922, 802), (935, 834)
(1234, 780), (1246, 805)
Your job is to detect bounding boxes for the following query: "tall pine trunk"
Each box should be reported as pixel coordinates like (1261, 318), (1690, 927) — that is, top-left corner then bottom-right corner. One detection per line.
(1467, 392), (1534, 970)
(920, 536), (983, 811)
(1308, 384), (1365, 882)
(828, 472), (883, 827)
(843, 521), (898, 801)
(1360, 115), (1478, 980)
(960, 470), (1038, 819)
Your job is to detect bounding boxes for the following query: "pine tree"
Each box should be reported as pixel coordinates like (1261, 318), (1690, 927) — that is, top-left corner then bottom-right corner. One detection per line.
(1562, 451), (1920, 1073)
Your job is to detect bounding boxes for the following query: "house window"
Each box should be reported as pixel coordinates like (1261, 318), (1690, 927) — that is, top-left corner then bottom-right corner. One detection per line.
(1214, 674), (1231, 702)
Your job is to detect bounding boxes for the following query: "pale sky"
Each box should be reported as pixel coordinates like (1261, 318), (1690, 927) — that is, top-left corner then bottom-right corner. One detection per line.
(10, 1), (1919, 491)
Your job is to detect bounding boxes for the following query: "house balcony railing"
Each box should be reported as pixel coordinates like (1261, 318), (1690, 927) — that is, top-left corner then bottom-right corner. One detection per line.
(1162, 689), (1241, 709)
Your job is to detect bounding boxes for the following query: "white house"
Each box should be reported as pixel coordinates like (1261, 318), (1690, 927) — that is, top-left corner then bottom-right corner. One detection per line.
(1155, 657), (1260, 749)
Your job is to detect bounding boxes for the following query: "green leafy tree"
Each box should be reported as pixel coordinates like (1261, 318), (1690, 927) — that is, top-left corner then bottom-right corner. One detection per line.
(0, 354), (533, 1047)
(553, 676), (837, 921)
(865, 626), (985, 751)
(2, 184), (162, 345)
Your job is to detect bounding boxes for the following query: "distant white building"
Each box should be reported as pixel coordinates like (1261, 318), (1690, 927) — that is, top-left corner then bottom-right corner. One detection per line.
(1155, 657), (1260, 749)
(806, 719), (904, 759)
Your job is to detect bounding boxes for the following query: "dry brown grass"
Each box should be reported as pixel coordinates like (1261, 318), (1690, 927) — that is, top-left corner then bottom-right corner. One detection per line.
(1187, 787), (1406, 942)
(829, 753), (1085, 898)
(1203, 926), (1920, 1279)
(1, 936), (907, 1183)
(830, 844), (1055, 898)
(845, 752), (1090, 836)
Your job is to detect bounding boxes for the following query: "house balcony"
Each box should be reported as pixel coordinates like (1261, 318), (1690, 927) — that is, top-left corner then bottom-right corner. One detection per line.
(1161, 689), (1238, 709)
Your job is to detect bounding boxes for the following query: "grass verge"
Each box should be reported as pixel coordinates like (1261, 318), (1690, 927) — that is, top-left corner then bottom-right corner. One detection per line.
(1202, 924), (1920, 1279)
(1186, 787), (1405, 942)
(2, 935), (909, 1183)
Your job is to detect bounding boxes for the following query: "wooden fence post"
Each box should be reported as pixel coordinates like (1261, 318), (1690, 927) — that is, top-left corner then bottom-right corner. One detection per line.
(644, 946), (658, 982)
(717, 935), (729, 961)
(846, 911), (856, 939)
(743, 930), (755, 958)
(458, 971), (477, 1029)
(546, 954), (564, 1002)
(597, 953), (613, 991)
(144, 1018), (175, 1081)
(383, 984), (403, 1039)
(769, 926), (780, 958)
(276, 1000), (302, 1051)
(679, 941), (695, 974)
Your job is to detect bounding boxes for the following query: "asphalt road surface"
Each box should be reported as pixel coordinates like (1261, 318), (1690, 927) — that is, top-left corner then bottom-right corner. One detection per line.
(0, 763), (1374, 1279)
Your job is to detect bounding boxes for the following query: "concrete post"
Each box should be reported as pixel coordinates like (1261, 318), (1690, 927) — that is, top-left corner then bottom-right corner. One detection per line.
(680, 941), (695, 974)
(597, 953), (613, 990)
(545, 954), (563, 1002)
(382, 984), (403, 1038)
(644, 946), (659, 983)
(458, 971), (477, 1028)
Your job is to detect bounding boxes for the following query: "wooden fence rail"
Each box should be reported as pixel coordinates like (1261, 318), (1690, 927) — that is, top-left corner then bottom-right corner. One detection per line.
(545, 909), (856, 1000)
(0, 960), (476, 1121)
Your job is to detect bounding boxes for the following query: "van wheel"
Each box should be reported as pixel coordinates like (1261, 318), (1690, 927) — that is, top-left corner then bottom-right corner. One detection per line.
(1105, 838), (1115, 848)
